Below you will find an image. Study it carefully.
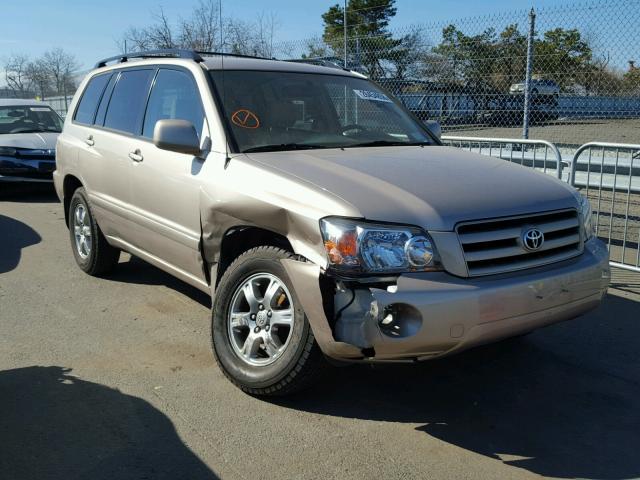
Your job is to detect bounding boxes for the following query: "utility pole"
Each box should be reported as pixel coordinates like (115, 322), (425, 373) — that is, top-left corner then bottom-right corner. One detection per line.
(343, 0), (348, 68)
(522, 8), (536, 139)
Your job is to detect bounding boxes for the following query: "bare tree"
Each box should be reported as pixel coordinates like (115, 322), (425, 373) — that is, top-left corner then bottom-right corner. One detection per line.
(119, 6), (176, 51)
(225, 13), (280, 57)
(178, 0), (222, 51)
(25, 62), (51, 100)
(224, 18), (254, 55)
(301, 36), (331, 59)
(116, 2), (279, 57)
(4, 54), (32, 96)
(254, 12), (279, 58)
(147, 7), (175, 49)
(118, 27), (153, 52)
(42, 48), (79, 106)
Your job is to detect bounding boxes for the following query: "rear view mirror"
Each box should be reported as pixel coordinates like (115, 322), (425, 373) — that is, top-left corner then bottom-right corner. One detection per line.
(425, 120), (442, 141)
(153, 119), (202, 156)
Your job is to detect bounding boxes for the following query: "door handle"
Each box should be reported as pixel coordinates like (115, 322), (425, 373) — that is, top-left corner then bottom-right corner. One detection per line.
(128, 149), (143, 162)
(85, 135), (94, 146)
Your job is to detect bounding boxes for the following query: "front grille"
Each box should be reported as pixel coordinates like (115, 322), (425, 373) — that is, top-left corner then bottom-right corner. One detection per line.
(457, 209), (583, 276)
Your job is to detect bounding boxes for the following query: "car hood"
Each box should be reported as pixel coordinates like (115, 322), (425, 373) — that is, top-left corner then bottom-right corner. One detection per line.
(0, 132), (59, 150)
(247, 146), (578, 231)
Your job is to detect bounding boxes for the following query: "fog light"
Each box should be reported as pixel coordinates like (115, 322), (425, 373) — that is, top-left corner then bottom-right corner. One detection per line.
(378, 303), (422, 338)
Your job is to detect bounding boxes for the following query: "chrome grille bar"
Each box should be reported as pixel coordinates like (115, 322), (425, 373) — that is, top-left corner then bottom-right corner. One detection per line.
(457, 209), (583, 276)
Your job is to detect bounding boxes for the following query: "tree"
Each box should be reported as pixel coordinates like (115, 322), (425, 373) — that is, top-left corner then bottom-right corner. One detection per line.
(25, 62), (51, 100)
(225, 13), (279, 57)
(387, 28), (431, 80)
(431, 24), (500, 87)
(430, 24), (600, 94)
(119, 6), (175, 51)
(622, 62), (640, 95)
(301, 36), (332, 60)
(534, 28), (592, 90)
(320, 0), (401, 78)
(492, 24), (528, 91)
(42, 48), (79, 100)
(579, 53), (624, 96)
(178, 0), (221, 51)
(117, 1), (279, 57)
(4, 54), (32, 96)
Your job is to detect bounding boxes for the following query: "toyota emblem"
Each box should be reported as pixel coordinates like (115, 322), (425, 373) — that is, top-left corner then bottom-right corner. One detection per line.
(522, 228), (544, 251)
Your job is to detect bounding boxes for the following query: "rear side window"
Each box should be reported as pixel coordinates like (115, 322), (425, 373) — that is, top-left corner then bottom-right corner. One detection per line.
(94, 73), (118, 126)
(142, 69), (205, 139)
(103, 69), (154, 135)
(74, 73), (111, 124)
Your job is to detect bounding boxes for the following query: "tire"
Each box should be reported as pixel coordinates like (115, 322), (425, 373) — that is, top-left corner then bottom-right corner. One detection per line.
(68, 187), (120, 276)
(211, 246), (326, 396)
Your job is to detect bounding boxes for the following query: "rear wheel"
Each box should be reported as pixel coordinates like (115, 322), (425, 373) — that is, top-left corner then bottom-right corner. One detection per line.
(68, 187), (120, 275)
(211, 246), (326, 396)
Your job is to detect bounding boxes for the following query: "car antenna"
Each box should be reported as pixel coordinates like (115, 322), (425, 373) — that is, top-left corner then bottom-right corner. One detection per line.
(220, 0), (231, 168)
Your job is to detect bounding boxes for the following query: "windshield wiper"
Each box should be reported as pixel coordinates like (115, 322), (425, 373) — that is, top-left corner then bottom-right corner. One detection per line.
(344, 140), (432, 148)
(243, 143), (332, 153)
(10, 129), (46, 134)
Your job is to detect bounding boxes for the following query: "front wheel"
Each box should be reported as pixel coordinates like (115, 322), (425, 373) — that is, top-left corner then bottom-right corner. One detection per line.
(68, 187), (120, 275)
(211, 246), (326, 396)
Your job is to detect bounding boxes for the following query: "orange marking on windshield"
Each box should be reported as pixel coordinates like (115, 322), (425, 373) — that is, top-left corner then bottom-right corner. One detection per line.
(231, 109), (260, 129)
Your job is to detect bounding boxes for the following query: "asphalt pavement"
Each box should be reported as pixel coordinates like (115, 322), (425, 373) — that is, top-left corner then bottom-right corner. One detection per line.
(1, 184), (639, 480)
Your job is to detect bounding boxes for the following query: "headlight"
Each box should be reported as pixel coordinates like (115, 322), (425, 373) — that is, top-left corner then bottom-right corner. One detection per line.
(578, 195), (595, 240)
(0, 147), (17, 156)
(320, 217), (441, 274)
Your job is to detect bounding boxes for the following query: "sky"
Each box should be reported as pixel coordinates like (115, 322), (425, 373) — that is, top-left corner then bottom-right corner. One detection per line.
(0, 0), (577, 73)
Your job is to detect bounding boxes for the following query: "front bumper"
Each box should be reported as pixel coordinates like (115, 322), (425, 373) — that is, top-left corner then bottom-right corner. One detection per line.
(283, 238), (610, 361)
(0, 156), (55, 182)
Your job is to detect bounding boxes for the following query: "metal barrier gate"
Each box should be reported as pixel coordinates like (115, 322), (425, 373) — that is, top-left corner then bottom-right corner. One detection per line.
(442, 136), (566, 180)
(570, 142), (640, 272)
(443, 136), (640, 273)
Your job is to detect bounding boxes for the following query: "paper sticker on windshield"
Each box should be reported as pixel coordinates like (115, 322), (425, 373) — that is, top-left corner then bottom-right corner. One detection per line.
(30, 107), (50, 111)
(353, 89), (392, 103)
(231, 109), (260, 129)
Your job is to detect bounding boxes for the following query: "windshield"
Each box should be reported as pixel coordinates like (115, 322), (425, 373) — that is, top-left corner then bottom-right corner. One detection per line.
(210, 70), (434, 153)
(0, 105), (63, 135)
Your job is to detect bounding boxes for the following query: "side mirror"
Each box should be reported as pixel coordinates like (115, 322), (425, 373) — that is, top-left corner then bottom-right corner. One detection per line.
(153, 119), (202, 156)
(425, 120), (442, 141)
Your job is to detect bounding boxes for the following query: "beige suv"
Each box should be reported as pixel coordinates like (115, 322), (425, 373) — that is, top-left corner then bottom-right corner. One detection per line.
(54, 50), (609, 396)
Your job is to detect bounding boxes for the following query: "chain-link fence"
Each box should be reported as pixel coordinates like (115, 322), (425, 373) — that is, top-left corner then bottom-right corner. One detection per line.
(275, 0), (640, 147)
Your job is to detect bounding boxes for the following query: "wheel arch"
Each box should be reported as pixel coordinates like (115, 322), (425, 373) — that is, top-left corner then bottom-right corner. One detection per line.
(212, 225), (295, 290)
(62, 174), (83, 227)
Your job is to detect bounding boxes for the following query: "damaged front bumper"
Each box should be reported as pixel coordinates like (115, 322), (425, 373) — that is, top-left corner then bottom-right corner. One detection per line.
(282, 239), (610, 362)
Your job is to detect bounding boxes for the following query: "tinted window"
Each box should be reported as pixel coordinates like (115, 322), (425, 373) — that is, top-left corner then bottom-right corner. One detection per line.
(104, 69), (154, 134)
(142, 69), (204, 139)
(94, 73), (118, 126)
(74, 73), (111, 124)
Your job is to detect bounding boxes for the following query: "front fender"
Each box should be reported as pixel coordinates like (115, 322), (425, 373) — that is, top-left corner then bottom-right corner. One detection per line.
(281, 258), (363, 359)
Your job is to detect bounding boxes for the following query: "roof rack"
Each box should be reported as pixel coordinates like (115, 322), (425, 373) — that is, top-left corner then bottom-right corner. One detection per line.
(95, 49), (203, 68)
(285, 58), (346, 71)
(94, 49), (274, 69)
(195, 50), (273, 61)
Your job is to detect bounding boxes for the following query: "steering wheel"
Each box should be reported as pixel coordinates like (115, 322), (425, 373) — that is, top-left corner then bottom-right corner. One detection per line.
(340, 124), (370, 134)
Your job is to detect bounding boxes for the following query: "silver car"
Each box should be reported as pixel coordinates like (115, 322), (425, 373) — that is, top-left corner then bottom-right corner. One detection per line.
(54, 50), (609, 396)
(510, 79), (560, 96)
(0, 99), (61, 182)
